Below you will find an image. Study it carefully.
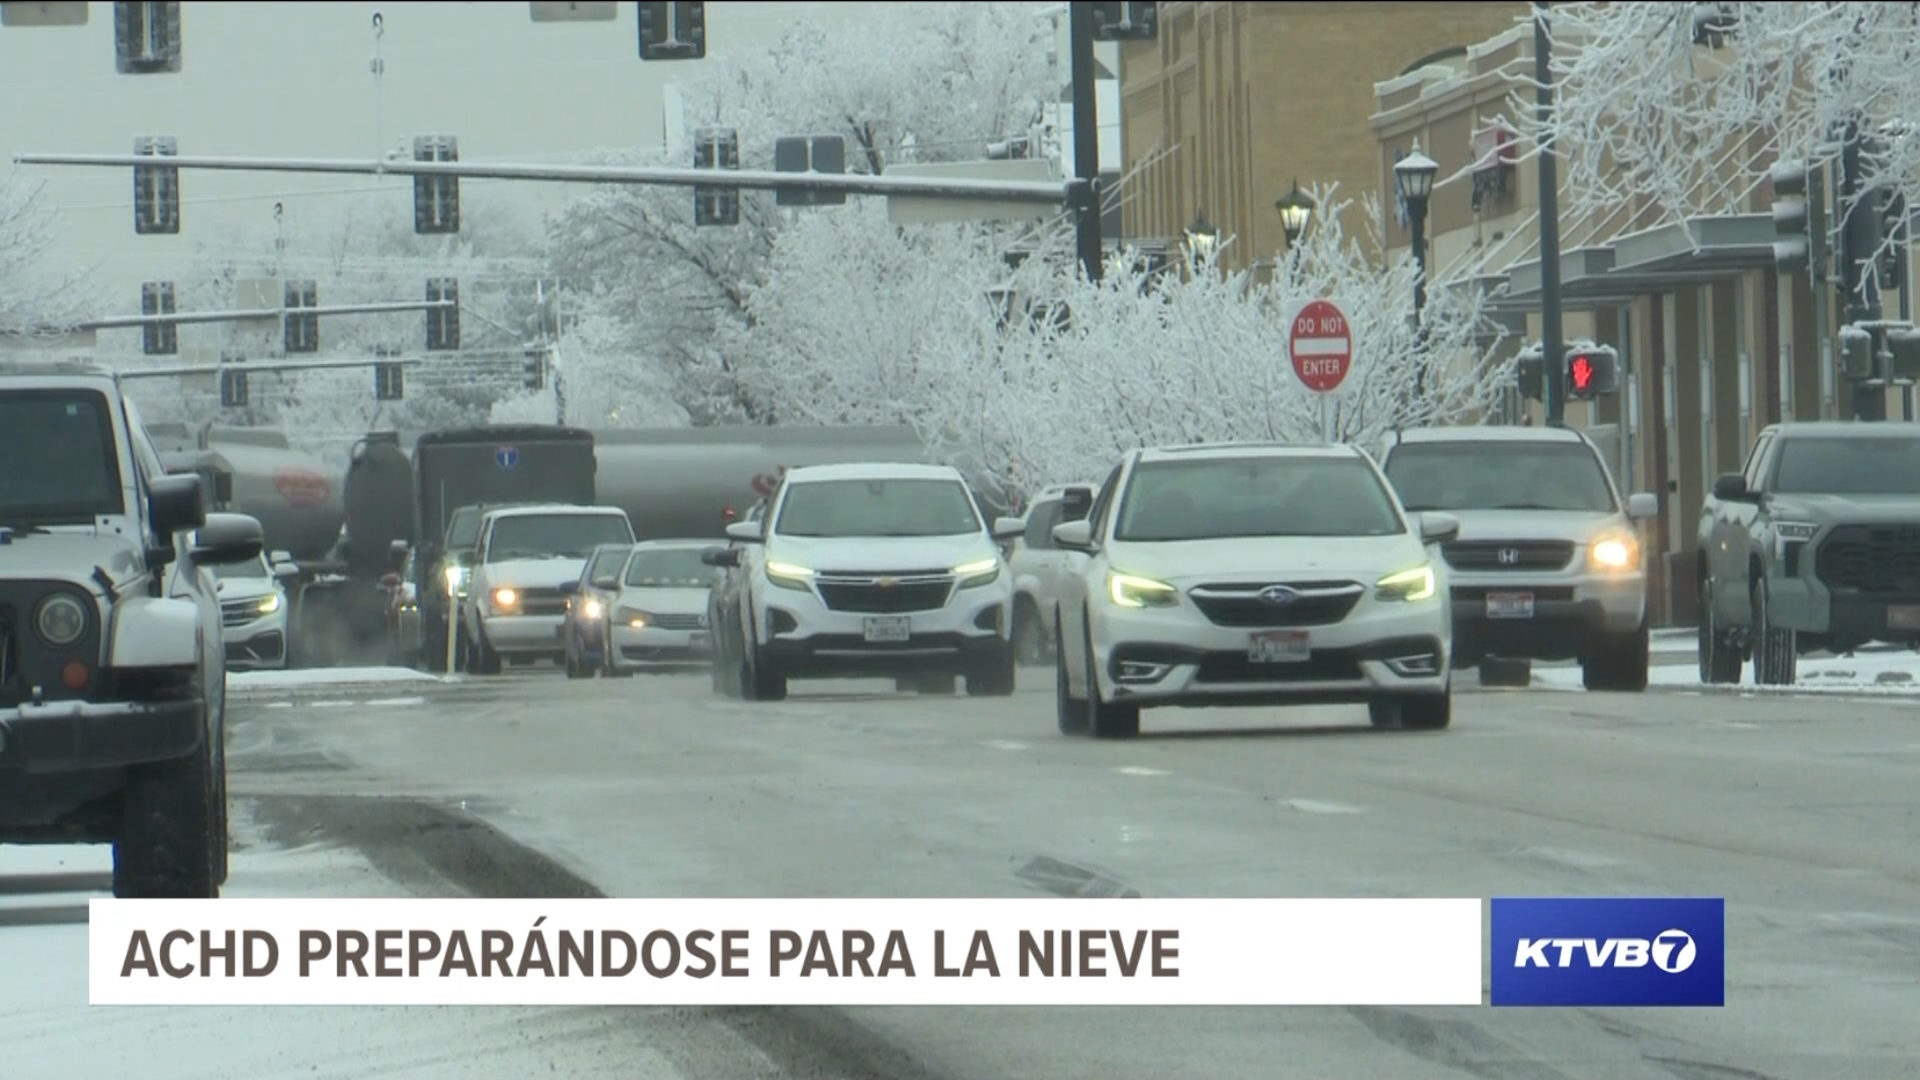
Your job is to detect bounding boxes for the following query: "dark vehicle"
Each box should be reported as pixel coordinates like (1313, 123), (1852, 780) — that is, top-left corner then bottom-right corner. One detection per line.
(406, 426), (598, 669)
(1698, 421), (1920, 686)
(295, 433), (414, 667)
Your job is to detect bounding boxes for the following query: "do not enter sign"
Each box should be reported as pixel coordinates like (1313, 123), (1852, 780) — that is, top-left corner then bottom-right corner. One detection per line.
(1288, 298), (1353, 393)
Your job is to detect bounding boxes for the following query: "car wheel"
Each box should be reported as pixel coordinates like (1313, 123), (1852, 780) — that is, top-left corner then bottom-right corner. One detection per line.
(1751, 581), (1798, 686)
(115, 722), (219, 899)
(1081, 606), (1139, 739)
(1012, 599), (1050, 666)
(1698, 575), (1743, 684)
(1055, 614), (1089, 735)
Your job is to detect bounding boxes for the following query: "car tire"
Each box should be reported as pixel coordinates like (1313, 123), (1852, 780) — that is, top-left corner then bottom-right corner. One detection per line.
(1582, 618), (1650, 692)
(744, 634), (787, 702)
(212, 718), (230, 888)
(1081, 607), (1140, 739)
(1751, 581), (1798, 686)
(1012, 598), (1050, 666)
(468, 622), (502, 676)
(115, 731), (219, 899)
(1368, 692), (1451, 731)
(966, 642), (1017, 697)
(1698, 576), (1744, 684)
(1054, 615), (1089, 735)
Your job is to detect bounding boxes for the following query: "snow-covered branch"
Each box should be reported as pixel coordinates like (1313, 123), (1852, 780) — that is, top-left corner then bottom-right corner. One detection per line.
(0, 171), (101, 338)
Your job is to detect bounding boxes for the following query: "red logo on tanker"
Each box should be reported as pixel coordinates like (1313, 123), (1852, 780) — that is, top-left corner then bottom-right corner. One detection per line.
(750, 464), (790, 497)
(273, 466), (333, 508)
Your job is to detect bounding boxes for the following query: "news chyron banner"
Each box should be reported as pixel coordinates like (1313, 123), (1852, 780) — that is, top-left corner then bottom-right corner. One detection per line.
(90, 898), (1484, 1006)
(1490, 897), (1726, 1008)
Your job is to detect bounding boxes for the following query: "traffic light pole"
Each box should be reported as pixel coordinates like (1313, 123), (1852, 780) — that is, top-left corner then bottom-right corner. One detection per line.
(1068, 1), (1104, 284)
(1534, 2), (1567, 427)
(1838, 119), (1887, 421)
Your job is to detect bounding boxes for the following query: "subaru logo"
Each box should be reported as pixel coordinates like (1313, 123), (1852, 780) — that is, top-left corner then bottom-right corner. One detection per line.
(495, 445), (520, 470)
(1257, 585), (1300, 606)
(1497, 547), (1521, 565)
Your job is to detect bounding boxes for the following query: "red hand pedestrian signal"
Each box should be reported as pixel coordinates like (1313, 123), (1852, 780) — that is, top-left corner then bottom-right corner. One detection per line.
(1570, 354), (1595, 394)
(1563, 345), (1616, 401)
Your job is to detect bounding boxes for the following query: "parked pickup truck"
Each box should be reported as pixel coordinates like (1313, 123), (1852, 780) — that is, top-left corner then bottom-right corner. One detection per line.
(1698, 421), (1920, 686)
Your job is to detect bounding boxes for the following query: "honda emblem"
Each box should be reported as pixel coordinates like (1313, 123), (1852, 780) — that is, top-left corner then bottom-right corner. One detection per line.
(1497, 547), (1521, 566)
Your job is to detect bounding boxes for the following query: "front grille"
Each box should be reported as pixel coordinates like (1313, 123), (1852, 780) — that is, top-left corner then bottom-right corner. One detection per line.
(1817, 525), (1920, 594)
(816, 577), (955, 614)
(650, 613), (705, 631)
(514, 587), (569, 617)
(1193, 651), (1365, 683)
(220, 597), (265, 628)
(1187, 581), (1362, 627)
(1442, 540), (1575, 572)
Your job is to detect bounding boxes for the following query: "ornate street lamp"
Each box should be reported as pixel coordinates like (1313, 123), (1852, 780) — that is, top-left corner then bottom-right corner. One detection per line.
(1275, 179), (1315, 249)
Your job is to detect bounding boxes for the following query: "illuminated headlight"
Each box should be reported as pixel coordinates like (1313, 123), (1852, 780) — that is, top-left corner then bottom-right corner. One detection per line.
(256, 592), (282, 615)
(613, 606), (648, 628)
(582, 598), (604, 621)
(34, 594), (88, 647)
(1375, 563), (1437, 602)
(953, 557), (1001, 588)
(490, 587), (519, 611)
(1588, 532), (1640, 571)
(443, 564), (467, 595)
(1107, 571), (1179, 608)
(764, 561), (814, 591)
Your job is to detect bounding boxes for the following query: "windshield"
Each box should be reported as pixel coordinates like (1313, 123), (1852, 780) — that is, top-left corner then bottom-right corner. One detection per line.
(486, 513), (634, 561)
(1773, 436), (1920, 495)
(1386, 442), (1617, 513)
(774, 478), (983, 538)
(212, 555), (271, 581)
(1115, 457), (1404, 541)
(624, 546), (715, 587)
(0, 390), (125, 523)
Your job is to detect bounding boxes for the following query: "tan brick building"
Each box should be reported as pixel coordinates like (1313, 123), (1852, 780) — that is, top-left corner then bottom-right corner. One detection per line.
(1116, 1), (1527, 272)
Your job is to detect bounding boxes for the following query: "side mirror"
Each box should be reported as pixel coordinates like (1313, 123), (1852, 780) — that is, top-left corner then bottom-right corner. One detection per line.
(1711, 472), (1749, 501)
(190, 512), (266, 567)
(702, 546), (740, 568)
(724, 520), (764, 543)
(148, 474), (207, 537)
(381, 572), (403, 588)
(1051, 519), (1095, 551)
(1626, 492), (1659, 521)
(1417, 512), (1461, 545)
(559, 581), (580, 594)
(991, 515), (1027, 541)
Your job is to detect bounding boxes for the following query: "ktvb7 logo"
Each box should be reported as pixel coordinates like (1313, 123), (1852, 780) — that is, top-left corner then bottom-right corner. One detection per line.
(1513, 930), (1697, 973)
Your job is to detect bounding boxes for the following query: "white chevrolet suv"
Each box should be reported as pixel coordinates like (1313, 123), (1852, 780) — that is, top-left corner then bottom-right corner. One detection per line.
(707, 463), (1026, 701)
(1051, 443), (1461, 739)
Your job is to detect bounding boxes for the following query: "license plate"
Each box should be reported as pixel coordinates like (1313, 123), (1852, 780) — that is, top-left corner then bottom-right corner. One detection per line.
(688, 631), (710, 649)
(1248, 630), (1310, 663)
(1485, 592), (1535, 619)
(864, 616), (911, 643)
(1890, 605), (1920, 631)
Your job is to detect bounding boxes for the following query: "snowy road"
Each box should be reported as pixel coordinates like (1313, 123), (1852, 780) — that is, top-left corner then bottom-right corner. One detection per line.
(7, 662), (1920, 1079)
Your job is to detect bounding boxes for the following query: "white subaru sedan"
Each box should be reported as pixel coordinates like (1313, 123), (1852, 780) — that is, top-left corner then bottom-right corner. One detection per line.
(1050, 443), (1461, 739)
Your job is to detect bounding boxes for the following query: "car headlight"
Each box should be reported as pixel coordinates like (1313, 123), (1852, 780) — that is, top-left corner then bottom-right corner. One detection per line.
(1588, 531), (1640, 572)
(490, 587), (518, 611)
(256, 592), (282, 615)
(34, 593), (88, 647)
(613, 606), (648, 628)
(443, 564), (467, 595)
(1375, 563), (1436, 602)
(764, 560), (814, 591)
(581, 598), (604, 620)
(953, 557), (1001, 588)
(1772, 521), (1819, 543)
(1107, 571), (1179, 608)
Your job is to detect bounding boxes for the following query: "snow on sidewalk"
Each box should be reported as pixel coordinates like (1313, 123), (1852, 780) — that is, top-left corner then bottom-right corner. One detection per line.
(1535, 650), (1920, 696)
(228, 666), (450, 694)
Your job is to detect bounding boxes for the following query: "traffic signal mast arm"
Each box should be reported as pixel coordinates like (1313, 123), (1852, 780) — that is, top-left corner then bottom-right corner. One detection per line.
(71, 298), (452, 332)
(13, 151), (1077, 208)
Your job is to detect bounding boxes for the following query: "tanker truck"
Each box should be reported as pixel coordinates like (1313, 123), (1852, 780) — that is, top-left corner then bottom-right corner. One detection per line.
(293, 432), (417, 668)
(147, 423), (347, 561)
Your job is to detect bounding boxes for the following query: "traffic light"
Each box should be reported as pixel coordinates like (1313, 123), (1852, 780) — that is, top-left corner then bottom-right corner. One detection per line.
(1564, 344), (1620, 401)
(283, 279), (319, 354)
(774, 135), (847, 207)
(523, 347), (547, 390)
(1770, 159), (1827, 278)
(218, 353), (247, 409)
(375, 361), (404, 402)
(141, 281), (177, 355)
(693, 126), (740, 227)
(1088, 2), (1158, 40)
(1838, 324), (1874, 380)
(1514, 342), (1545, 402)
(114, 1), (182, 73)
(425, 278), (459, 351)
(413, 135), (460, 235)
(132, 134), (179, 235)
(638, 1), (705, 60)
(1887, 326), (1920, 382)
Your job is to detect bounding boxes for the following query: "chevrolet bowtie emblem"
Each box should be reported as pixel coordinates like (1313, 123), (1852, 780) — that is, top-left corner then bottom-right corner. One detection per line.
(875, 577), (899, 587)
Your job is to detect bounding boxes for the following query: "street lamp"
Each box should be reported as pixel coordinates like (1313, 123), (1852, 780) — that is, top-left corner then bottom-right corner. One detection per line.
(1394, 141), (1440, 324)
(1185, 211), (1220, 263)
(1275, 179), (1315, 249)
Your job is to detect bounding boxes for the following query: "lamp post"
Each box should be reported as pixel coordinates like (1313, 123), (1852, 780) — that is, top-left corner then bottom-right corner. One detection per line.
(1276, 179), (1315, 250)
(1184, 211), (1219, 265)
(1394, 141), (1440, 406)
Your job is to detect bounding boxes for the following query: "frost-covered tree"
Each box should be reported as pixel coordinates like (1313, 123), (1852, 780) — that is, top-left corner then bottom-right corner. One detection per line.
(1531, 2), (1920, 231)
(542, 1), (1058, 423)
(133, 195), (544, 463)
(0, 171), (99, 339)
(730, 187), (1514, 502)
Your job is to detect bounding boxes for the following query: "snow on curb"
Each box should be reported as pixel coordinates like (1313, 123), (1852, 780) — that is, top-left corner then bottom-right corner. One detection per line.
(1535, 652), (1920, 696)
(227, 667), (454, 696)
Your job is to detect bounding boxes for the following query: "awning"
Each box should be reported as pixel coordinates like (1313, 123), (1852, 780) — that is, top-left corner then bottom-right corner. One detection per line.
(1486, 213), (1775, 312)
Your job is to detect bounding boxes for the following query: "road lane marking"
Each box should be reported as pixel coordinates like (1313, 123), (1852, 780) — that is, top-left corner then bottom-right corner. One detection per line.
(308, 701), (355, 708)
(1117, 766), (1169, 776)
(365, 696), (427, 707)
(1285, 799), (1363, 814)
(983, 740), (1027, 751)
(1521, 846), (1623, 868)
